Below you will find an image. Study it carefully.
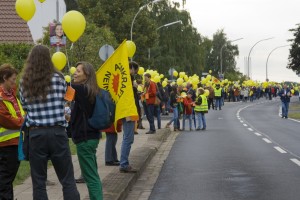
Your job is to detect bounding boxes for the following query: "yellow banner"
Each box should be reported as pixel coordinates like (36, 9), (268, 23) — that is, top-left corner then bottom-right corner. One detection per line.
(212, 76), (220, 84)
(96, 40), (138, 122)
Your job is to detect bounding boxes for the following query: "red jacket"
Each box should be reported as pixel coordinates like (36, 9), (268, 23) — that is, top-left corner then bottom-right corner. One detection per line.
(102, 120), (122, 133)
(0, 86), (24, 147)
(145, 81), (157, 105)
(183, 97), (193, 115)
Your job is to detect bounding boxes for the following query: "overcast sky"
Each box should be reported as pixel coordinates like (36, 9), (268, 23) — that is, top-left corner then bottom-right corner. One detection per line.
(183, 0), (300, 82)
(28, 0), (300, 82)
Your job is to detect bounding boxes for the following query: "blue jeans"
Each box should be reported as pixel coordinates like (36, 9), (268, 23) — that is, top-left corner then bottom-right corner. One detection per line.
(200, 113), (206, 129)
(147, 104), (156, 131)
(168, 107), (178, 128)
(195, 112), (202, 129)
(182, 114), (192, 130)
(155, 105), (161, 129)
(105, 133), (118, 162)
(120, 119), (135, 168)
(281, 101), (289, 117)
(215, 98), (221, 109)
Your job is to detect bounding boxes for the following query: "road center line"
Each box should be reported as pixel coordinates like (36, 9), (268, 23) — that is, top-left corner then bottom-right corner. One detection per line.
(240, 120), (243, 123)
(274, 146), (287, 153)
(247, 128), (253, 131)
(290, 159), (300, 166)
(262, 138), (272, 143)
(254, 132), (262, 136)
(243, 124), (248, 127)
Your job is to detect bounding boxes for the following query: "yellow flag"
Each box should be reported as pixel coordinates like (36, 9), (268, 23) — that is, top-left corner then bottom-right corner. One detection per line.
(96, 40), (138, 122)
(212, 76), (220, 84)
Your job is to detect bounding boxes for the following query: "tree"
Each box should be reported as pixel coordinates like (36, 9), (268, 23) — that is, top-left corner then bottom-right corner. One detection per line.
(287, 24), (300, 74)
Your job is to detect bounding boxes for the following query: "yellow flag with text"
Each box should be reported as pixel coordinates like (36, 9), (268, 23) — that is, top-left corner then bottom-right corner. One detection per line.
(96, 40), (138, 123)
(212, 76), (220, 84)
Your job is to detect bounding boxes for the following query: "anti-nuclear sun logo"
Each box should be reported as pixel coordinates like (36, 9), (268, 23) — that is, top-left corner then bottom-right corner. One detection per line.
(103, 63), (128, 99)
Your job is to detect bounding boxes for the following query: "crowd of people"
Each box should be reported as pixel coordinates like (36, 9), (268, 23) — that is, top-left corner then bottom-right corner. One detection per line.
(0, 44), (298, 200)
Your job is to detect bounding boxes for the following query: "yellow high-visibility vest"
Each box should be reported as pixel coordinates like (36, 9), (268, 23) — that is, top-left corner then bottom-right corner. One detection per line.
(0, 99), (25, 142)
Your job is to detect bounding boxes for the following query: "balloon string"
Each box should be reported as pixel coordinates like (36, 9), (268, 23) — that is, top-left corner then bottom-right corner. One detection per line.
(65, 42), (72, 87)
(70, 43), (74, 50)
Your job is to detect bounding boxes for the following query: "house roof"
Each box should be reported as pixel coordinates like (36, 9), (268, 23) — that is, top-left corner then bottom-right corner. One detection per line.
(0, 0), (34, 44)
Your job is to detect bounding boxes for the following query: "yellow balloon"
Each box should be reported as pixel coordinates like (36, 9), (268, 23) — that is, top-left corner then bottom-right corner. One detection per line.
(204, 89), (210, 96)
(209, 70), (212, 74)
(138, 67), (144, 75)
(62, 11), (86, 43)
(154, 76), (160, 83)
(126, 40), (136, 58)
(52, 52), (67, 71)
(162, 81), (167, 87)
(173, 71), (178, 77)
(15, 0), (36, 22)
(64, 75), (71, 83)
(177, 78), (184, 85)
(38, 0), (46, 2)
(69, 66), (76, 75)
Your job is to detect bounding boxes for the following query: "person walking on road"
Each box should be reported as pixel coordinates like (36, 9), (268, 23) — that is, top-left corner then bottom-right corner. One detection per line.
(19, 45), (80, 200)
(0, 64), (25, 200)
(195, 88), (208, 130)
(278, 84), (292, 119)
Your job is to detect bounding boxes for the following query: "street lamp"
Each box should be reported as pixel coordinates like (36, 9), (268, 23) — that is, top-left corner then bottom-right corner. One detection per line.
(247, 37), (274, 79)
(148, 20), (182, 61)
(220, 37), (243, 76)
(130, 0), (163, 41)
(156, 20), (182, 31)
(265, 45), (289, 81)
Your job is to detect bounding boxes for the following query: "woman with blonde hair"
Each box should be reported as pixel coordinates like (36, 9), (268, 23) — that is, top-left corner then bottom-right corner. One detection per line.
(0, 64), (24, 200)
(19, 45), (79, 200)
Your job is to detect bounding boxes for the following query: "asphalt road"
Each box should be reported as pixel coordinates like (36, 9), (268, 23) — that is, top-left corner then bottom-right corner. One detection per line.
(149, 97), (300, 200)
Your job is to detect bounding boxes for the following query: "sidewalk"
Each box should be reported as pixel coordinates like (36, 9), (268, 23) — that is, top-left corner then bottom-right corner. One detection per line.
(14, 119), (171, 200)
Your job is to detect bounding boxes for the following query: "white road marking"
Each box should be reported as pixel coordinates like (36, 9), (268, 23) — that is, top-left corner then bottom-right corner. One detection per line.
(247, 128), (253, 131)
(262, 138), (272, 143)
(290, 159), (300, 167)
(274, 146), (287, 153)
(240, 120), (243, 123)
(243, 124), (248, 127)
(254, 132), (262, 136)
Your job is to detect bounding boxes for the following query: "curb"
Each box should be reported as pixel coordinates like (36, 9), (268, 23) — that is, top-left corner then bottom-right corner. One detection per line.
(102, 128), (171, 200)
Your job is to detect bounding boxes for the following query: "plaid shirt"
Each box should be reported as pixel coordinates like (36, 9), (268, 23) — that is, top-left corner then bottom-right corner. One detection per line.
(19, 73), (67, 127)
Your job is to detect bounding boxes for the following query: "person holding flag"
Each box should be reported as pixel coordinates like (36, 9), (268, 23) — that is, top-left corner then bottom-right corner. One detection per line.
(96, 41), (139, 173)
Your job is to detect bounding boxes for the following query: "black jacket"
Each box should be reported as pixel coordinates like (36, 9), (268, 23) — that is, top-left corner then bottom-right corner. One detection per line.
(70, 84), (100, 144)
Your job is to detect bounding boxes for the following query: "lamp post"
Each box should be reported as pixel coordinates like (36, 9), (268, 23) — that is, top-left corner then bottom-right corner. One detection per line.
(148, 20), (182, 61)
(156, 20), (182, 31)
(130, 0), (163, 41)
(265, 45), (289, 81)
(247, 37), (273, 79)
(220, 37), (243, 76)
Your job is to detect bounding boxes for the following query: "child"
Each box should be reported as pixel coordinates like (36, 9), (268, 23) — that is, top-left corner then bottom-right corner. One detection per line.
(194, 88), (208, 130)
(182, 92), (194, 131)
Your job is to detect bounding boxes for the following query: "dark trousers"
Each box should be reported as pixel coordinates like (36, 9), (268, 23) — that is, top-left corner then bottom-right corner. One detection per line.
(29, 127), (80, 200)
(0, 145), (20, 200)
(208, 98), (214, 109)
(146, 104), (156, 131)
(105, 133), (118, 162)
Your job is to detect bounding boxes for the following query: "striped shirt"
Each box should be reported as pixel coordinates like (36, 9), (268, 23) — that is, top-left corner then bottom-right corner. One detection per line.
(19, 73), (67, 127)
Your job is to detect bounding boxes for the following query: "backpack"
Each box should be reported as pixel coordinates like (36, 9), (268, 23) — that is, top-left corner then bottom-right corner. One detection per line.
(88, 89), (116, 130)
